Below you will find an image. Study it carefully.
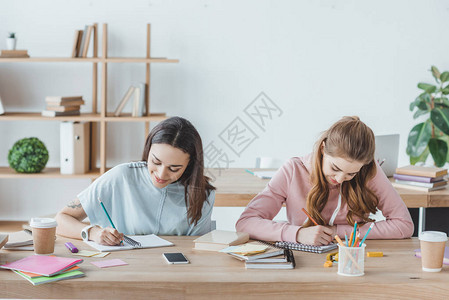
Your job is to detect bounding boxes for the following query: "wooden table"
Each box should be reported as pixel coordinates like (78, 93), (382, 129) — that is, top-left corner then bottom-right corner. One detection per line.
(0, 236), (447, 299)
(212, 169), (449, 235)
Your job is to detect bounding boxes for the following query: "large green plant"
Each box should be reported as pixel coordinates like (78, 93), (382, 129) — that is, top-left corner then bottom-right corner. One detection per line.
(408, 66), (449, 167)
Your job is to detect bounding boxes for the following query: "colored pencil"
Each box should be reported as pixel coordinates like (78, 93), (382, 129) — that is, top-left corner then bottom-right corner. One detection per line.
(301, 208), (319, 226)
(359, 223), (375, 246)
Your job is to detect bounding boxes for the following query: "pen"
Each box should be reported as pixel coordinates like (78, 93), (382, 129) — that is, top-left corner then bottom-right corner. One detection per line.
(245, 169), (255, 176)
(301, 208), (319, 226)
(98, 197), (124, 245)
(378, 158), (386, 166)
(358, 223), (375, 246)
(345, 234), (348, 247)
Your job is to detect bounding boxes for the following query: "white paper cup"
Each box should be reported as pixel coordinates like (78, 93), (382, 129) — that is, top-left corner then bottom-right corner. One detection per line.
(338, 244), (366, 276)
(30, 218), (57, 255)
(419, 231), (447, 272)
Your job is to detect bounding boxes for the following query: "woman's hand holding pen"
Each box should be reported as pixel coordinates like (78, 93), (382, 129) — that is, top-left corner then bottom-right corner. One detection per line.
(296, 225), (335, 246)
(90, 226), (124, 246)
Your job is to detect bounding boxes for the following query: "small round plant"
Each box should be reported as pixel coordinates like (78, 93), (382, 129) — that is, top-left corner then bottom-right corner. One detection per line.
(8, 137), (49, 173)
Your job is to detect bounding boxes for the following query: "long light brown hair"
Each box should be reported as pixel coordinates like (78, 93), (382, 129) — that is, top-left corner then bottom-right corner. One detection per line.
(141, 117), (215, 225)
(304, 116), (378, 227)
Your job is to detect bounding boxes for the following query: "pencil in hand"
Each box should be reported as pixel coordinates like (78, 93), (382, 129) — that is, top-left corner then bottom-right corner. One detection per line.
(301, 208), (319, 226)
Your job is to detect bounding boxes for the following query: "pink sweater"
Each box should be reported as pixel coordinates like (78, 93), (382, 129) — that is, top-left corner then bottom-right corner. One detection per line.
(236, 154), (414, 242)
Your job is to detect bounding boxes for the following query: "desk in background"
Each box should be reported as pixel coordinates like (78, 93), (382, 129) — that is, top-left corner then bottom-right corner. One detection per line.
(0, 236), (447, 298)
(212, 168), (449, 235)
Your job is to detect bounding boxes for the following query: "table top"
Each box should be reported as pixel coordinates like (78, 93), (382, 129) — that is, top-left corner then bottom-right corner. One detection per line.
(0, 236), (448, 298)
(212, 168), (449, 208)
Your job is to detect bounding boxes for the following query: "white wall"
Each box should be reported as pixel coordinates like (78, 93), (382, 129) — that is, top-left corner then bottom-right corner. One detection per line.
(1, 0), (449, 229)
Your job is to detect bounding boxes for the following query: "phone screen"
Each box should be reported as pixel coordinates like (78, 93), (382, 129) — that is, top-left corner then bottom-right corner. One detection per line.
(163, 252), (189, 264)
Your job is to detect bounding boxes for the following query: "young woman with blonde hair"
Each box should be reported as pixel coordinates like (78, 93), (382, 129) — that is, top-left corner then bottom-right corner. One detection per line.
(236, 116), (413, 245)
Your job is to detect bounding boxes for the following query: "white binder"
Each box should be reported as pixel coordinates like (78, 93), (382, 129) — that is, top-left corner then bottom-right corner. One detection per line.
(60, 122), (90, 174)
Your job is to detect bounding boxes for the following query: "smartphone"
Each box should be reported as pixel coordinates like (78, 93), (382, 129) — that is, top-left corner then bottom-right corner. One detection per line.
(163, 252), (190, 264)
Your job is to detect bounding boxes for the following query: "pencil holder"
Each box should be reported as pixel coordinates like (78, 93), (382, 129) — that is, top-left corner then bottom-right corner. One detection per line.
(337, 244), (366, 276)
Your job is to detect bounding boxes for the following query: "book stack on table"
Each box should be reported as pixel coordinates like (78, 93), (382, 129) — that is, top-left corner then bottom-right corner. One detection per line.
(392, 165), (448, 192)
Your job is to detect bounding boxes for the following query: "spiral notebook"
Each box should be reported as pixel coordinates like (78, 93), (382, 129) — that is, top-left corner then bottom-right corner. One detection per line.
(260, 240), (338, 254)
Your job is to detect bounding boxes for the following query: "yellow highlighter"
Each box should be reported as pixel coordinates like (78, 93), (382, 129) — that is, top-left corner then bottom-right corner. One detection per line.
(367, 251), (383, 257)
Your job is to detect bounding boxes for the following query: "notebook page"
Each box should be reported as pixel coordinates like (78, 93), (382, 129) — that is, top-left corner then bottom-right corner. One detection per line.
(84, 234), (173, 252)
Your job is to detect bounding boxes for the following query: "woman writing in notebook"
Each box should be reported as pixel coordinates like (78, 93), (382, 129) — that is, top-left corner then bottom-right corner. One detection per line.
(56, 116), (215, 245)
(236, 116), (414, 246)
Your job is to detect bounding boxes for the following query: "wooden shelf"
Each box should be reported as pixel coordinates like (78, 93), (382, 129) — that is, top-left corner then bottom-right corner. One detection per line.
(0, 57), (178, 63)
(0, 112), (102, 121)
(0, 112), (168, 122)
(105, 113), (167, 122)
(0, 167), (101, 179)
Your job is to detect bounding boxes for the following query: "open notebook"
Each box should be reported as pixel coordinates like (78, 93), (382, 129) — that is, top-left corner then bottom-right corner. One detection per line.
(260, 240), (338, 254)
(84, 234), (174, 252)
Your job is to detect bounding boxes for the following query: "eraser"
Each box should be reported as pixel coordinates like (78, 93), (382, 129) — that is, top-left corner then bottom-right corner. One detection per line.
(367, 251), (383, 257)
(65, 242), (79, 253)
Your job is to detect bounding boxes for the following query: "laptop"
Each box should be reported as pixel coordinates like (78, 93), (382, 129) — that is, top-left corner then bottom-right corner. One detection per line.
(374, 134), (400, 177)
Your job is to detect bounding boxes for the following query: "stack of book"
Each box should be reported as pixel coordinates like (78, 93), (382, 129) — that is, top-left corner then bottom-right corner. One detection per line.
(220, 241), (295, 269)
(0, 50), (29, 58)
(392, 165), (448, 192)
(42, 96), (84, 117)
(0, 255), (85, 286)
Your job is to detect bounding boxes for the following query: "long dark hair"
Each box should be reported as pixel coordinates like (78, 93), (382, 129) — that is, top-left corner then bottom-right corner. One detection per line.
(141, 116), (215, 225)
(305, 116), (378, 227)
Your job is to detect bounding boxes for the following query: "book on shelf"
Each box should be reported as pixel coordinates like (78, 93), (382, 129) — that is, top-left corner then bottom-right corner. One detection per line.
(77, 25), (89, 58)
(45, 96), (83, 103)
(71, 29), (83, 58)
(393, 173), (446, 183)
(46, 105), (81, 112)
(114, 86), (136, 116)
(81, 25), (93, 57)
(222, 241), (284, 261)
(46, 99), (85, 107)
(42, 110), (80, 117)
(0, 50), (30, 58)
(395, 165), (448, 178)
(391, 182), (447, 192)
(132, 83), (147, 117)
(245, 249), (295, 269)
(193, 230), (250, 251)
(394, 179), (447, 189)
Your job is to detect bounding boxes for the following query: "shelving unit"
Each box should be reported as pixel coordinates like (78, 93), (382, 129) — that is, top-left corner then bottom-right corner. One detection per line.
(0, 23), (178, 179)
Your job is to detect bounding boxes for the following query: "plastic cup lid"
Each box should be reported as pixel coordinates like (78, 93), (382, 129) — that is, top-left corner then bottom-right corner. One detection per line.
(29, 218), (57, 228)
(419, 231), (448, 242)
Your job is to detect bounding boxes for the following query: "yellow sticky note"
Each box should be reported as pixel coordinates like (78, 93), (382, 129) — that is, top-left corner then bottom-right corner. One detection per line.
(92, 252), (110, 258)
(74, 250), (102, 257)
(230, 243), (268, 255)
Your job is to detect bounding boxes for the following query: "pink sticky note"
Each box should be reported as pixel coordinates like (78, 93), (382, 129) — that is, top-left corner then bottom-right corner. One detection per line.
(91, 259), (128, 268)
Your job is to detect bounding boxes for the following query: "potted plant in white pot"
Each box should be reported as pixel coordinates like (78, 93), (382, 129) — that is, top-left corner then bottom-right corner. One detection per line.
(6, 32), (17, 50)
(407, 66), (449, 167)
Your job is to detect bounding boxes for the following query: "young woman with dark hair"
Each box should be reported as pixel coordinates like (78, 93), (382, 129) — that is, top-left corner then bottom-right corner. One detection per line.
(56, 116), (215, 245)
(236, 116), (414, 246)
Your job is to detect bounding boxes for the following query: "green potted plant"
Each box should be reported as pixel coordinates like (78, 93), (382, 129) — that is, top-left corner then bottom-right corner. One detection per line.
(407, 66), (449, 167)
(8, 137), (49, 173)
(6, 32), (17, 50)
